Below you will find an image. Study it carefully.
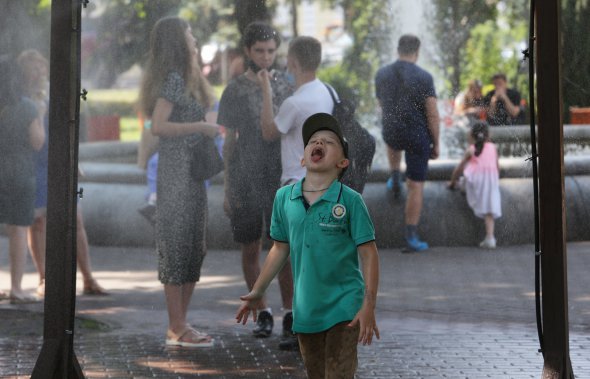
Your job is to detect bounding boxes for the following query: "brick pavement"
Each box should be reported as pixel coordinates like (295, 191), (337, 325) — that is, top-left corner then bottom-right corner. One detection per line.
(1, 318), (588, 378)
(1, 238), (589, 378)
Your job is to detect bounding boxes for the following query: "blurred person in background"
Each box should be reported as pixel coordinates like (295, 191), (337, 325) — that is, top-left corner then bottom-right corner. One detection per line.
(484, 73), (524, 126)
(453, 79), (486, 121)
(448, 121), (501, 249)
(375, 34), (440, 252)
(18, 49), (107, 298)
(218, 21), (295, 348)
(0, 55), (45, 303)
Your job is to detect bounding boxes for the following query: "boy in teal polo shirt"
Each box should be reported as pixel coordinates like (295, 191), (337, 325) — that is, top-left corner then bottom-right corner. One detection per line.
(236, 113), (380, 378)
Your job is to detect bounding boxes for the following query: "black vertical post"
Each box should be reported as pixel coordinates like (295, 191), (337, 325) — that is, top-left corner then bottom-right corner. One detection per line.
(535, 2), (574, 379)
(31, 0), (84, 378)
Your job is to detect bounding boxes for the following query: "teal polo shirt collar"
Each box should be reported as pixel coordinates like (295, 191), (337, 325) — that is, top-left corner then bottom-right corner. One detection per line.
(290, 179), (343, 204)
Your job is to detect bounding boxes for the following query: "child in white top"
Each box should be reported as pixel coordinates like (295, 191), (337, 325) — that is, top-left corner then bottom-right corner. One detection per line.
(448, 121), (501, 248)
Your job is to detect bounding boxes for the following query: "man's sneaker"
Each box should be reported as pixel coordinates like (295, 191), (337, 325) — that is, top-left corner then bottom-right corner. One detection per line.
(253, 310), (273, 338)
(278, 312), (299, 351)
(404, 236), (429, 252)
(386, 177), (403, 198)
(479, 237), (497, 249)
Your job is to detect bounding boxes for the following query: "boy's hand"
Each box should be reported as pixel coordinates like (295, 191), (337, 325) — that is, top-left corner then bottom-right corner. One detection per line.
(236, 291), (264, 325)
(348, 305), (380, 345)
(447, 181), (457, 190)
(256, 69), (273, 92)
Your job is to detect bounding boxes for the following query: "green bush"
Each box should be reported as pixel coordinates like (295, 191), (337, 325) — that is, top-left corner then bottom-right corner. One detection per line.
(318, 63), (376, 114)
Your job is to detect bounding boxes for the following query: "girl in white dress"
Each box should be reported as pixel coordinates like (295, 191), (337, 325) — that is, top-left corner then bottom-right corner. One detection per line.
(448, 121), (501, 248)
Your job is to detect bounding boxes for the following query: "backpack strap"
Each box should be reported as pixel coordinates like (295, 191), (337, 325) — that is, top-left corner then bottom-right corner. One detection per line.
(323, 83), (339, 106)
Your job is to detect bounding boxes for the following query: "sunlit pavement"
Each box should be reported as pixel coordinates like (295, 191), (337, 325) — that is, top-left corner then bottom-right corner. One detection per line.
(1, 237), (589, 378)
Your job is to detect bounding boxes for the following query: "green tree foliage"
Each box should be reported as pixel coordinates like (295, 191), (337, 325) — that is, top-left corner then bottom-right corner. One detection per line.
(462, 21), (504, 90)
(562, 0), (590, 121)
(437, 1), (529, 104)
(180, 0), (235, 47)
(461, 20), (527, 97)
(84, 0), (273, 88)
(318, 0), (396, 113)
(426, 0), (497, 97)
(0, 0), (50, 59)
(84, 0), (182, 87)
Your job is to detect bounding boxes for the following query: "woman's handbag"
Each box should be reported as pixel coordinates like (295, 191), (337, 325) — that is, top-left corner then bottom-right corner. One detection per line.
(188, 134), (224, 181)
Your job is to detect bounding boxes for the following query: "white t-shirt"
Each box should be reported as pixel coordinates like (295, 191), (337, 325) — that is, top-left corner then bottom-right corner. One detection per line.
(274, 79), (335, 184)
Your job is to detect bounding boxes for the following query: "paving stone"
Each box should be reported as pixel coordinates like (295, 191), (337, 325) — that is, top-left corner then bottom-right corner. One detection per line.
(1, 239), (589, 377)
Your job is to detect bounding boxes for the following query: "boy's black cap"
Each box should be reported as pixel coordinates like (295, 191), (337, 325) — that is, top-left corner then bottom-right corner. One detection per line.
(302, 113), (348, 158)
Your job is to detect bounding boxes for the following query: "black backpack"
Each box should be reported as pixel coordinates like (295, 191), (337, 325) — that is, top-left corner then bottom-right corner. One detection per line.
(324, 84), (376, 194)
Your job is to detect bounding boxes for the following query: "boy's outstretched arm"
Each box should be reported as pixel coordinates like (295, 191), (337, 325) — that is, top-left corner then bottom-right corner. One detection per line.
(236, 241), (290, 325)
(349, 241), (380, 345)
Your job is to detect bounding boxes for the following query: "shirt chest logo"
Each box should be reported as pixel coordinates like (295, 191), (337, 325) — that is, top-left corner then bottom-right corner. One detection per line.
(331, 204), (346, 219)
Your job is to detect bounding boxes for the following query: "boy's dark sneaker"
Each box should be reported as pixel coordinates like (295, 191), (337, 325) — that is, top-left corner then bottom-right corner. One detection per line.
(278, 312), (299, 351)
(253, 310), (273, 338)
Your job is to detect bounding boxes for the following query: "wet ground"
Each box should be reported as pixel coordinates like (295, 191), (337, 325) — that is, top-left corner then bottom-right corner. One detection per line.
(1, 237), (589, 378)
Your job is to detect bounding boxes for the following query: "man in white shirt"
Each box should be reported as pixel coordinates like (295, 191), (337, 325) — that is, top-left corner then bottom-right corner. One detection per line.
(259, 36), (335, 185)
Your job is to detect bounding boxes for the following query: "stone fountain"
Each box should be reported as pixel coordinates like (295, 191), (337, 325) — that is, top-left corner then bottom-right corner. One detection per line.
(76, 124), (590, 249)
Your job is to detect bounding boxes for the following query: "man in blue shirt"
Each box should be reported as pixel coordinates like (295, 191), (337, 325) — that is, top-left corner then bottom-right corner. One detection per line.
(375, 34), (440, 252)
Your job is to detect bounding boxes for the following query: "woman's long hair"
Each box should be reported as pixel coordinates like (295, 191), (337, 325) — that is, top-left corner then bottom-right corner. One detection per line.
(139, 16), (214, 118)
(463, 79), (483, 109)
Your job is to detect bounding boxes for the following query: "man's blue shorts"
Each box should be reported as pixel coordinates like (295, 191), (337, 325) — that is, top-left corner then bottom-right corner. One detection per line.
(382, 128), (431, 182)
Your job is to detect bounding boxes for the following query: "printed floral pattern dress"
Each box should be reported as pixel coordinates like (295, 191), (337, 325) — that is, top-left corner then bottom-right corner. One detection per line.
(156, 71), (208, 285)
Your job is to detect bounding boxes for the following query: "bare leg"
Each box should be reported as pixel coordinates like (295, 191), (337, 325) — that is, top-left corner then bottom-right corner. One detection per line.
(180, 281), (195, 323)
(165, 282), (196, 333)
(75, 208), (92, 282)
(27, 215), (46, 283)
(278, 260), (293, 310)
(387, 147), (402, 172)
(278, 262), (296, 351)
(387, 147), (404, 196)
(484, 214), (495, 240)
(165, 283), (187, 333)
(8, 225), (29, 298)
(241, 240), (267, 309)
(405, 180), (425, 225)
(76, 207), (106, 294)
(164, 281), (213, 345)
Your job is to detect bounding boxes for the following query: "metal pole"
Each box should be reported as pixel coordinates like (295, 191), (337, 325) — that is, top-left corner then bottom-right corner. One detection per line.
(535, 2), (574, 378)
(31, 0), (84, 377)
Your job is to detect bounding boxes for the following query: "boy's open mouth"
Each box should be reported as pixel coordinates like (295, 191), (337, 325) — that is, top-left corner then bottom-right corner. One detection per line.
(311, 147), (324, 163)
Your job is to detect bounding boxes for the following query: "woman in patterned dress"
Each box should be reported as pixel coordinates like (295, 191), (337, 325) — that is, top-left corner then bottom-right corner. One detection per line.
(139, 16), (220, 347)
